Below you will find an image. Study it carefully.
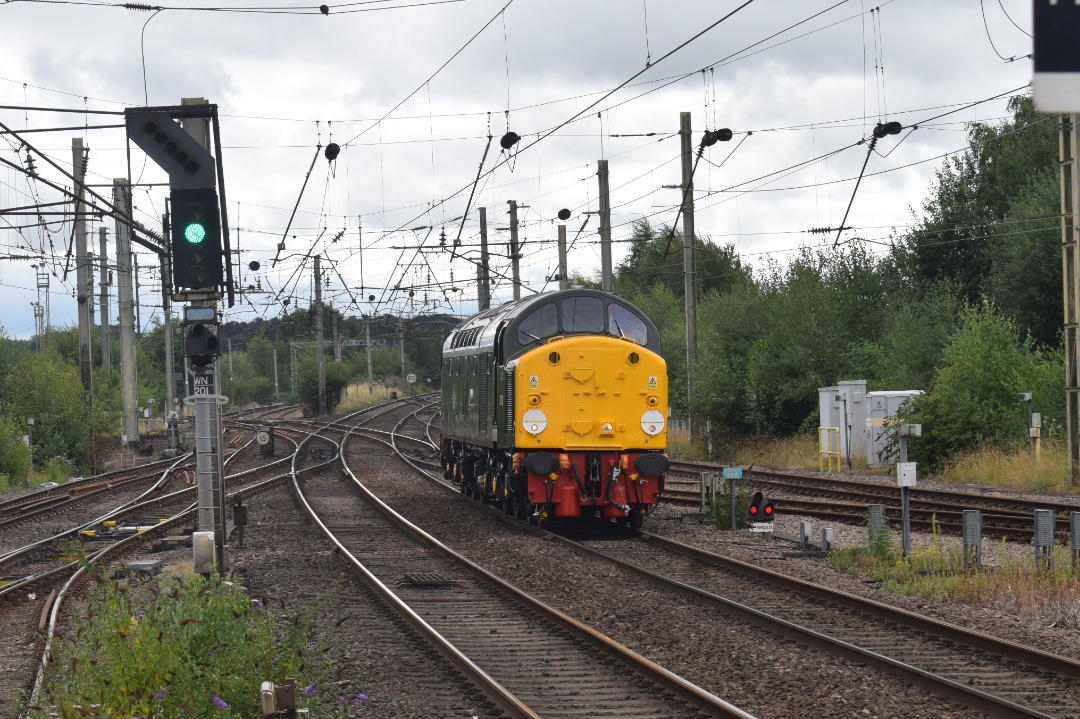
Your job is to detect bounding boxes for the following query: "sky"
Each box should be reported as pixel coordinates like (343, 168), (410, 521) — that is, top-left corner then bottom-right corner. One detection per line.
(0, 0), (1038, 342)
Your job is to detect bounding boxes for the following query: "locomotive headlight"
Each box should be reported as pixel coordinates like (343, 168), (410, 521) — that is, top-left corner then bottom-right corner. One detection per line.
(641, 410), (665, 436)
(601, 421), (614, 434)
(523, 408), (547, 435)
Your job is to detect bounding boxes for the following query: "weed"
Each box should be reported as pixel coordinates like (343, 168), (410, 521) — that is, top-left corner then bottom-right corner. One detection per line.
(23, 566), (329, 718)
(829, 518), (1080, 627)
(709, 482), (754, 530)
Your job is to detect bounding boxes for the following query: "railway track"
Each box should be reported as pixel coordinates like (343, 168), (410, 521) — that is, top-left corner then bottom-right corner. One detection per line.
(3, 425), (319, 715)
(292, 400), (755, 718)
(0, 455), (191, 533)
(380, 413), (1080, 717)
(666, 461), (1080, 542)
(563, 531), (1080, 718)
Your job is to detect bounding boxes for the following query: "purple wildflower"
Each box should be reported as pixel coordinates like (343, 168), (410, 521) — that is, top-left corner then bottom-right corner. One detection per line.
(153, 688), (166, 700)
(338, 695), (347, 704)
(137, 610), (146, 615)
(302, 682), (318, 698)
(251, 599), (264, 609)
(351, 692), (370, 707)
(211, 695), (228, 710)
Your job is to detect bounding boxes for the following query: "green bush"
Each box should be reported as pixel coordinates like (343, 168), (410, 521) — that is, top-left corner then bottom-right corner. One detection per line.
(710, 482), (754, 529)
(0, 415), (30, 483)
(44, 456), (76, 484)
(901, 304), (1064, 470)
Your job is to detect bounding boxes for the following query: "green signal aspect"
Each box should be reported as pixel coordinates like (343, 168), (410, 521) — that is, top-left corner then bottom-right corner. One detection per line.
(184, 222), (206, 244)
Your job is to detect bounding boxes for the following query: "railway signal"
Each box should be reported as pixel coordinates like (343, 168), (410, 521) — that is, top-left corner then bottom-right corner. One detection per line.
(171, 188), (222, 291)
(748, 491), (774, 531)
(185, 322), (220, 367)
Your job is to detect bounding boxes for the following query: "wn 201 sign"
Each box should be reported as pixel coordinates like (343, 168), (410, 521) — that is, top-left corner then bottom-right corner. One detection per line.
(190, 371), (215, 397)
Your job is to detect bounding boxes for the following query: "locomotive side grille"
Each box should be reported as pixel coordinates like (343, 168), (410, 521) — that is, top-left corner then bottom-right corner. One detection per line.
(505, 371), (515, 433)
(478, 354), (489, 432)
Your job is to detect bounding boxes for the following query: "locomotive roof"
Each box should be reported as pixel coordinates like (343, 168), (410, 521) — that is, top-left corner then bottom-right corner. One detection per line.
(442, 288), (661, 359)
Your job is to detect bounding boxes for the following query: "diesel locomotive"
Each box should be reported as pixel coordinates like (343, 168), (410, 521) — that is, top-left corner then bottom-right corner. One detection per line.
(439, 288), (670, 528)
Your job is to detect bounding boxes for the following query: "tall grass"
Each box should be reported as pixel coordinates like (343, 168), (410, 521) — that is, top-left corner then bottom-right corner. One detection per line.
(336, 381), (420, 414)
(726, 433), (824, 471)
(693, 431), (1069, 494)
(830, 520), (1080, 628)
(667, 430), (827, 469)
(939, 439), (1070, 493)
(664, 427), (710, 460)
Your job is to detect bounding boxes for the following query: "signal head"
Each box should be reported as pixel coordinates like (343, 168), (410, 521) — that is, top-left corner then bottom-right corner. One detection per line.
(747, 491), (774, 523)
(185, 322), (220, 366)
(170, 188), (222, 291)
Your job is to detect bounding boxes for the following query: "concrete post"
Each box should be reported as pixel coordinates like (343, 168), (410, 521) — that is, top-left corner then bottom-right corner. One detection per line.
(113, 179), (139, 444)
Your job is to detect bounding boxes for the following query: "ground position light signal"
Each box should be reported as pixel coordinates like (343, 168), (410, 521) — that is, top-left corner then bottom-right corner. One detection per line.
(748, 491), (774, 522)
(185, 323), (220, 367)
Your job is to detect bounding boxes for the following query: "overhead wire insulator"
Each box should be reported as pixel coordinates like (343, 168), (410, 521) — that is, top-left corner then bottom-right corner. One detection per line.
(701, 128), (733, 146)
(872, 121), (903, 138)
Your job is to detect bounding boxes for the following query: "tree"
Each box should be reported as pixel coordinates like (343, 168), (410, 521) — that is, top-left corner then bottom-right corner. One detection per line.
(221, 352), (275, 406)
(902, 304), (1064, 469)
(875, 281), (962, 390)
(696, 280), (765, 434)
(892, 95), (1059, 309)
(614, 219), (751, 299)
(0, 351), (91, 468)
(621, 284), (686, 414)
(984, 168), (1062, 346)
(295, 353), (350, 416)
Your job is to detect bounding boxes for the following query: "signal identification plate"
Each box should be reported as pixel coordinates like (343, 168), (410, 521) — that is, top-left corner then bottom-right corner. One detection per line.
(749, 522), (774, 533)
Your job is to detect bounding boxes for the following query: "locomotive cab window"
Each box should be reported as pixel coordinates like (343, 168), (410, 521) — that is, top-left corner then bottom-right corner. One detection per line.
(517, 302), (558, 345)
(561, 296), (604, 334)
(608, 304), (648, 345)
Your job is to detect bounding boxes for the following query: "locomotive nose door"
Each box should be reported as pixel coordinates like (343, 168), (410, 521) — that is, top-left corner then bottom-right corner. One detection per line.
(567, 346), (596, 447)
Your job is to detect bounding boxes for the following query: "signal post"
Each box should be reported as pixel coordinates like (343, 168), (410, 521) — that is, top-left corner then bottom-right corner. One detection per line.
(125, 102), (232, 574)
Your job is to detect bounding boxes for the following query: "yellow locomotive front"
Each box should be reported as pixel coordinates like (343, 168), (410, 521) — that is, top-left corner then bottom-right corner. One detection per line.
(505, 297), (669, 527)
(513, 335), (667, 453)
